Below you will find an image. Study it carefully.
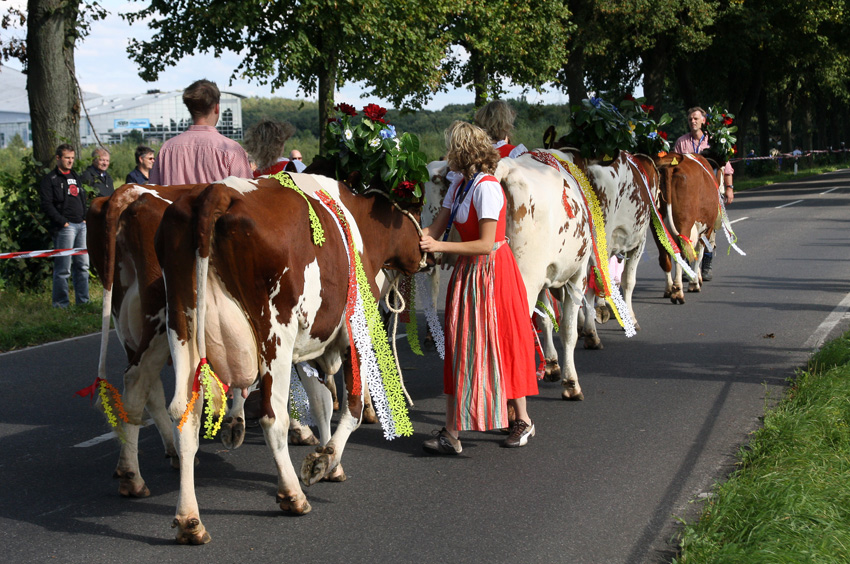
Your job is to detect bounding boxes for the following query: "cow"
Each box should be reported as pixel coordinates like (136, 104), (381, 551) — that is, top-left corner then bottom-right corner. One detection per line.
(156, 173), (426, 544)
(425, 151), (592, 401)
(85, 183), (324, 499)
(541, 149), (659, 350)
(651, 152), (721, 304)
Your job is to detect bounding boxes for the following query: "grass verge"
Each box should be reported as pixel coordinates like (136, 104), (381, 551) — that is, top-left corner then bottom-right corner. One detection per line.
(734, 164), (847, 192)
(672, 329), (850, 563)
(0, 281), (104, 353)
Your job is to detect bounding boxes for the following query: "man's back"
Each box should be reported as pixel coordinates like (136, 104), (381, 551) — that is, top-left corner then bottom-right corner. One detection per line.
(150, 125), (252, 185)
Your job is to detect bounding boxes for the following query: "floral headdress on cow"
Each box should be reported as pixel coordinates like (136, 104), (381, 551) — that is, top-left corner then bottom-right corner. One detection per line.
(325, 103), (429, 205)
(702, 106), (737, 163)
(561, 95), (671, 159)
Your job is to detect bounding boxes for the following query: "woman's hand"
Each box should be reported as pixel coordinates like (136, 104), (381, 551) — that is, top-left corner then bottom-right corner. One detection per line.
(420, 234), (441, 254)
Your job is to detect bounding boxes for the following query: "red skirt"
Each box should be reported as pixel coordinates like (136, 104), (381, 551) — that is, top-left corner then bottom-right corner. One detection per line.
(443, 242), (537, 431)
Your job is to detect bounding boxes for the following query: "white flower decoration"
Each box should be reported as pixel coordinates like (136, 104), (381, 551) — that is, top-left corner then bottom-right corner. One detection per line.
(344, 129), (353, 141)
(369, 137), (381, 148)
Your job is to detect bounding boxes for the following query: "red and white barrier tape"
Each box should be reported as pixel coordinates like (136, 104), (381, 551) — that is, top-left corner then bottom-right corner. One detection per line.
(0, 248), (88, 260)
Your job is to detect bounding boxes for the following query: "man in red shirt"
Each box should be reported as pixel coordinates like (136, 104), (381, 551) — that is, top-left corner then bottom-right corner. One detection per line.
(39, 144), (89, 307)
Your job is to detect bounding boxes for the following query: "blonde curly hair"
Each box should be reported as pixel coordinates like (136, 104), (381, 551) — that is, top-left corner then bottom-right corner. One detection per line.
(445, 121), (500, 179)
(244, 119), (296, 170)
(474, 100), (516, 143)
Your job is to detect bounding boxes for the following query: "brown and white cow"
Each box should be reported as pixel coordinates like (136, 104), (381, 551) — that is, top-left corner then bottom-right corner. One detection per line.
(425, 152), (592, 400)
(156, 173), (426, 544)
(86, 184), (324, 499)
(541, 149), (659, 350)
(651, 152), (721, 303)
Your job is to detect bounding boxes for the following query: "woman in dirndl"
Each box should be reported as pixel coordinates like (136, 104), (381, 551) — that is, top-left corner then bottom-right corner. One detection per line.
(419, 121), (538, 455)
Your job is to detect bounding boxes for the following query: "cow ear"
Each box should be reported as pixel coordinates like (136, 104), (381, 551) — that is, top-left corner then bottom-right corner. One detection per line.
(345, 170), (363, 191)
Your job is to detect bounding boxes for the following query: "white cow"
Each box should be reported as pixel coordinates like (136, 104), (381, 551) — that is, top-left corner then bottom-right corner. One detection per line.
(425, 151), (592, 400)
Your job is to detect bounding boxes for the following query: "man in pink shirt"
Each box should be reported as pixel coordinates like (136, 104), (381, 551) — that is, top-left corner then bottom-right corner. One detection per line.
(673, 107), (735, 203)
(672, 106), (734, 282)
(150, 79), (253, 185)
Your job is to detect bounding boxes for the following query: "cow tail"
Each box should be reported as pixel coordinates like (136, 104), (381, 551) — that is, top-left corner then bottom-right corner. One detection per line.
(193, 184), (233, 365)
(97, 189), (136, 380)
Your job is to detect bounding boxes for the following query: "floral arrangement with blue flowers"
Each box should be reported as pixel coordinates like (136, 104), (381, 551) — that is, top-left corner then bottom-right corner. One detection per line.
(324, 103), (428, 204)
(561, 95), (671, 159)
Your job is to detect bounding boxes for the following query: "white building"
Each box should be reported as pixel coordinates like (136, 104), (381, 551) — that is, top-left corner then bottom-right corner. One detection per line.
(0, 65), (246, 148)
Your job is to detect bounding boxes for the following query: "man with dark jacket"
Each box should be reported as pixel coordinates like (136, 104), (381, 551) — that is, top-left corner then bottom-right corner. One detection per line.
(38, 143), (89, 307)
(80, 147), (115, 197)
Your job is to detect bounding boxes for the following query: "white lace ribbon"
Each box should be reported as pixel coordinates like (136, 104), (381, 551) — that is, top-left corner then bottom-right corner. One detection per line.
(415, 271), (445, 359)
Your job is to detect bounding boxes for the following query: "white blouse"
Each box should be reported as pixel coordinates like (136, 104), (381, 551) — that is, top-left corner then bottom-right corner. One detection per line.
(441, 172), (504, 224)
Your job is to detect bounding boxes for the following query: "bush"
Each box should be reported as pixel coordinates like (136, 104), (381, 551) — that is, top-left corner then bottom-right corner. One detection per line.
(0, 154), (54, 291)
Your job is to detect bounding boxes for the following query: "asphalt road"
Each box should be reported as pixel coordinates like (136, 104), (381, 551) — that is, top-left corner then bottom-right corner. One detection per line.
(2, 169), (849, 564)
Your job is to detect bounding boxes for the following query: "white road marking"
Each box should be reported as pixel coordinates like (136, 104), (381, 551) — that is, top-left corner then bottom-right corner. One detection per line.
(730, 217), (749, 224)
(776, 199), (804, 209)
(803, 291), (850, 352)
(821, 187), (841, 195)
(74, 418), (155, 448)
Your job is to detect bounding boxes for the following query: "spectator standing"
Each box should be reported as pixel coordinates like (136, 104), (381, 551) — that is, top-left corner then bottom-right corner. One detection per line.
(126, 145), (155, 184)
(81, 147), (114, 197)
(150, 79), (253, 184)
(244, 119), (307, 177)
(474, 99), (527, 158)
(289, 149), (304, 166)
(419, 122), (538, 455)
(38, 144), (89, 308)
(673, 106), (735, 281)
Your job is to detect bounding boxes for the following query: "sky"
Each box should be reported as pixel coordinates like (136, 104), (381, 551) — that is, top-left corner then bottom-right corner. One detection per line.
(3, 0), (568, 110)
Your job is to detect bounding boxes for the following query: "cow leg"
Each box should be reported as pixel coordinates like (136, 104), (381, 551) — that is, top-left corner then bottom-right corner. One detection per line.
(220, 389), (247, 450)
(297, 365), (333, 445)
(559, 292), (584, 401)
(688, 247), (704, 293)
(167, 336), (212, 545)
(255, 366), (312, 516)
(621, 239), (646, 331)
(581, 291), (603, 350)
(671, 261), (686, 304)
(143, 361), (179, 469)
(325, 373), (340, 411)
(301, 358), (362, 486)
(534, 290), (561, 382)
(114, 334), (171, 498)
(362, 381), (378, 424)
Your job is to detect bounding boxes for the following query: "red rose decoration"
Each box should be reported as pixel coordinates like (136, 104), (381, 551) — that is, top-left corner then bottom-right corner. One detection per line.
(658, 131), (668, 140)
(624, 94), (635, 101)
(363, 103), (388, 123)
(724, 117), (734, 126)
(392, 180), (417, 200)
(640, 104), (654, 113)
(335, 103), (357, 117)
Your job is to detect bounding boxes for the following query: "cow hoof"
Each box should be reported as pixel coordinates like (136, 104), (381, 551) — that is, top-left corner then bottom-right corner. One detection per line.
(362, 404), (378, 424)
(583, 335), (603, 350)
(322, 464), (347, 482)
(288, 427), (320, 446)
(561, 380), (584, 401)
(220, 416), (246, 450)
(301, 446), (335, 486)
(561, 389), (585, 401)
(595, 306), (611, 324)
(663, 289), (672, 298)
(172, 517), (211, 545)
(332, 401), (340, 412)
(114, 469), (150, 498)
(633, 321), (641, 332)
(543, 360), (561, 382)
(688, 284), (700, 293)
(278, 493), (312, 515)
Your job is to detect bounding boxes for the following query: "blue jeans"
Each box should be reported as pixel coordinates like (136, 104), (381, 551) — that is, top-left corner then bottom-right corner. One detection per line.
(52, 222), (89, 307)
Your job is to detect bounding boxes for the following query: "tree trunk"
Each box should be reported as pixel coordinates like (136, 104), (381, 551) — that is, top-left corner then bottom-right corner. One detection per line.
(317, 52), (338, 155)
(470, 50), (488, 108)
(563, 53), (587, 107)
(779, 90), (793, 153)
(641, 36), (670, 112)
(27, 0), (81, 167)
(757, 88), (770, 156)
(733, 67), (762, 162)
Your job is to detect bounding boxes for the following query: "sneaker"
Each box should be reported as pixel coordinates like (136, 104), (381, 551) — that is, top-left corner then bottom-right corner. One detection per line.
(502, 419), (535, 448)
(422, 428), (462, 455)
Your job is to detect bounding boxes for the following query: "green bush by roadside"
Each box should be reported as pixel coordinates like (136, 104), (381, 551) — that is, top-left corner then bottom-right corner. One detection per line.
(673, 329), (850, 563)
